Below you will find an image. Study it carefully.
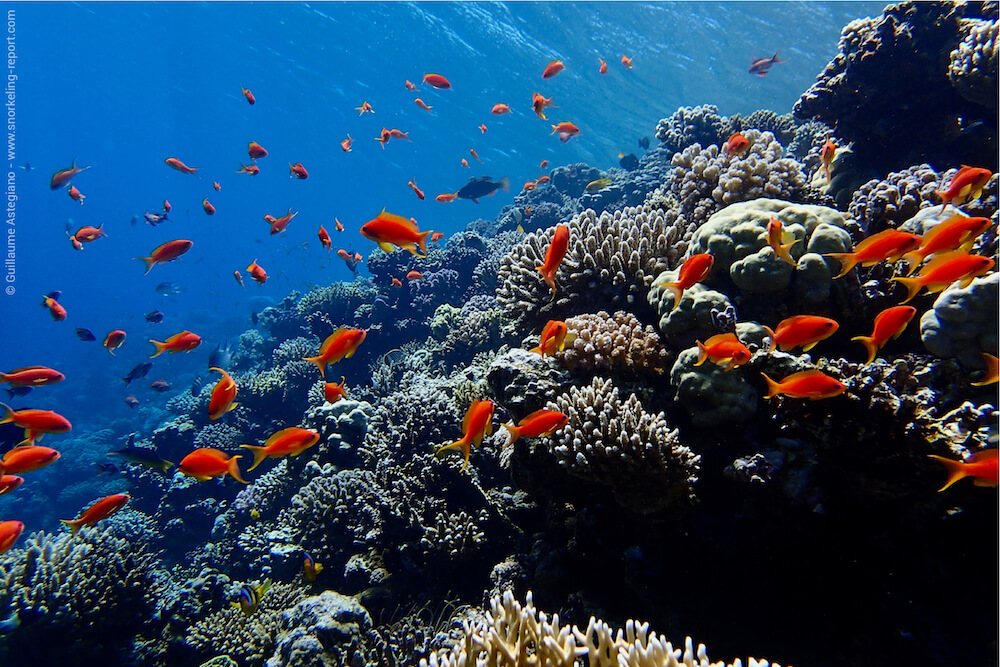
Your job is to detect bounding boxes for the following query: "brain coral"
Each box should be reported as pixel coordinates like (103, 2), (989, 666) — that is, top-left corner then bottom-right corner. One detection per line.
(546, 376), (700, 515)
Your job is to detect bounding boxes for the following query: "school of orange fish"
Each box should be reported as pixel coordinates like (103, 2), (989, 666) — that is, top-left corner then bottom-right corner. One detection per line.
(0, 58), (997, 559)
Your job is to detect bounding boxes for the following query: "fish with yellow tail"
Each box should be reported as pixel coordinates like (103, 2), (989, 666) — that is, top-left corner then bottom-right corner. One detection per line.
(927, 449), (998, 492)
(240, 427), (319, 471)
(890, 251), (994, 303)
(232, 580), (271, 615)
(531, 320), (575, 357)
(60, 493), (130, 536)
(302, 328), (366, 378)
(360, 209), (433, 257)
(303, 552), (324, 583)
(695, 333), (752, 371)
(766, 217), (798, 266)
(654, 253), (714, 311)
(900, 215), (992, 275)
(824, 229), (922, 279)
(177, 448), (247, 483)
(207, 367), (238, 420)
(501, 409), (568, 446)
(536, 224), (569, 300)
(436, 399), (494, 471)
(850, 306), (916, 365)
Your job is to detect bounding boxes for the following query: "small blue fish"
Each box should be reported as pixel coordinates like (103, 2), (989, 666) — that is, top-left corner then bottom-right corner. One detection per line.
(95, 462), (120, 475)
(208, 341), (234, 371)
(190, 376), (204, 397)
(232, 580), (271, 615)
(155, 282), (181, 297)
(75, 328), (97, 341)
(121, 362), (153, 385)
(144, 310), (164, 324)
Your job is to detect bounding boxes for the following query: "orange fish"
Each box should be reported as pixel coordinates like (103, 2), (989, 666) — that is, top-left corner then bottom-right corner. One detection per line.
(523, 181), (537, 192)
(435, 191), (459, 205)
(134, 239), (194, 275)
(72, 224), (107, 244)
(41, 293), (66, 321)
(103, 330), (127, 355)
(723, 132), (751, 157)
(202, 198), (216, 215)
(531, 319), (574, 357)
(928, 449), (998, 491)
(391, 277), (402, 287)
(695, 333), (752, 371)
(461, 158), (469, 168)
(415, 98), (433, 112)
(0, 366), (64, 387)
(178, 448), (247, 483)
(536, 224), (569, 299)
(247, 258), (268, 284)
(389, 128), (410, 141)
(761, 369), (846, 400)
(549, 121), (580, 136)
(764, 315), (839, 353)
(213, 181), (222, 190)
(268, 209), (298, 235)
(470, 148), (482, 163)
(901, 215), (992, 274)
(289, 162), (309, 179)
(540, 160), (549, 169)
(318, 225), (332, 251)
(0, 446), (60, 474)
(248, 141), (268, 159)
(936, 166), (992, 211)
(50, 159), (90, 189)
(422, 73), (451, 89)
(234, 270), (244, 287)
(164, 157), (199, 176)
(0, 475), (23, 496)
(361, 208), (433, 257)
(531, 91), (556, 120)
(436, 399), (494, 471)
(479, 123), (488, 133)
(208, 367), (238, 420)
(820, 138), (837, 182)
(149, 330), (201, 358)
(0, 521), (24, 555)
(324, 376), (348, 404)
(335, 217), (345, 232)
(765, 217), (798, 265)
(408, 179), (426, 200)
(971, 353), (999, 386)
(303, 327), (367, 378)
(825, 229), (922, 279)
(406, 270), (423, 281)
(0, 403), (72, 445)
(491, 103), (511, 115)
(542, 59), (565, 79)
(655, 253), (714, 310)
(340, 134), (354, 152)
(431, 231), (445, 242)
(621, 54), (633, 69)
(501, 409), (569, 445)
(375, 128), (391, 149)
(61, 493), (130, 536)
(162, 199), (172, 213)
(67, 185), (85, 203)
(237, 162), (260, 175)
(405, 79), (419, 91)
(536, 176), (550, 186)
(241, 427), (320, 471)
(241, 87), (255, 104)
(891, 251), (994, 303)
(850, 305), (916, 364)
(599, 58), (608, 74)
(356, 101), (374, 115)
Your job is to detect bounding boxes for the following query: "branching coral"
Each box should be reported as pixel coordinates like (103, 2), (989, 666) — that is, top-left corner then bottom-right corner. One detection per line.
(556, 311), (673, 377)
(653, 104), (731, 155)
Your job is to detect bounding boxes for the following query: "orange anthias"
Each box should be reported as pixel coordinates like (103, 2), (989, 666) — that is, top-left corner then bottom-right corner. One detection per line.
(928, 449), (998, 492)
(0, 403), (71, 445)
(303, 327), (367, 378)
(820, 138), (837, 182)
(531, 319), (575, 357)
(501, 409), (568, 446)
(0, 521), (24, 555)
(289, 162), (309, 179)
(408, 179), (426, 200)
(621, 54), (633, 69)
(766, 217), (798, 265)
(422, 73), (451, 89)
(0, 445), (61, 474)
(890, 251), (994, 303)
(0, 475), (23, 496)
(134, 239), (194, 275)
(542, 59), (565, 79)
(324, 376), (348, 404)
(761, 369), (846, 400)
(695, 333), (752, 371)
(723, 132), (751, 157)
(208, 367), (238, 420)
(825, 229), (922, 279)
(341, 134), (354, 152)
(72, 224), (107, 244)
(531, 91), (556, 120)
(318, 225), (332, 251)
(850, 305), (916, 364)
(241, 87), (255, 104)
(436, 399), (495, 471)
(655, 253), (715, 311)
(901, 215), (992, 274)
(491, 103), (511, 115)
(268, 209), (298, 235)
(164, 157), (199, 176)
(248, 141), (268, 159)
(41, 294), (66, 321)
(415, 98), (433, 112)
(240, 427), (320, 471)
(178, 448), (247, 483)
(936, 166), (992, 211)
(149, 330), (202, 358)
(599, 58), (608, 74)
(536, 224), (570, 299)
(0, 366), (65, 387)
(247, 259), (268, 284)
(103, 330), (127, 355)
(61, 493), (130, 536)
(764, 315), (839, 353)
(50, 159), (90, 189)
(360, 209), (433, 257)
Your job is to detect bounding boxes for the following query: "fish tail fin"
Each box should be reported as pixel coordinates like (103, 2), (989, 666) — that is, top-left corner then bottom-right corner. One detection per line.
(890, 276), (923, 304)
(159, 459), (173, 472)
(762, 326), (777, 354)
(228, 455), (248, 484)
(694, 340), (709, 366)
(850, 335), (879, 365)
(239, 445), (268, 472)
(927, 455), (967, 492)
(134, 256), (156, 275)
(501, 423), (521, 446)
(98, 224), (107, 237)
(900, 250), (924, 275)
(661, 282), (683, 311)
(779, 240), (798, 265)
(149, 339), (168, 358)
(824, 253), (857, 279)
(772, 50), (784, 63)
(536, 265), (557, 295)
(60, 519), (84, 536)
(302, 355), (327, 378)
(497, 176), (510, 193)
(760, 372), (782, 399)
(435, 437), (471, 471)
(416, 230), (432, 257)
(0, 402), (12, 424)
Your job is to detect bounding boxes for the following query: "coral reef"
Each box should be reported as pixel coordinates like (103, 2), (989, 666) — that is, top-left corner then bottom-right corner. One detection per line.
(266, 591), (374, 667)
(920, 272), (999, 367)
(653, 104), (732, 155)
(949, 16), (998, 106)
(556, 310), (673, 378)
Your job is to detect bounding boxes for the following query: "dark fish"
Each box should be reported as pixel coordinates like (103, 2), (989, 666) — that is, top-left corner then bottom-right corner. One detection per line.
(455, 176), (511, 203)
(124, 395), (139, 408)
(17, 162), (32, 171)
(144, 310), (164, 323)
(5, 386), (32, 400)
(150, 379), (171, 392)
(618, 153), (640, 171)
(45, 290), (61, 300)
(232, 580), (271, 615)
(108, 440), (173, 472)
(144, 211), (167, 226)
(155, 282), (181, 297)
(130, 215), (139, 227)
(190, 376), (204, 397)
(208, 341), (234, 370)
(75, 328), (97, 341)
(121, 362), (153, 385)
(638, 136), (650, 150)
(95, 462), (120, 475)
(251, 311), (259, 326)
(749, 51), (785, 76)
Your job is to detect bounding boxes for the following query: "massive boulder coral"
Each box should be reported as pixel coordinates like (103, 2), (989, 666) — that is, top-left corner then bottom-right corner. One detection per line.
(920, 272), (999, 367)
(949, 15), (998, 106)
(545, 376), (700, 515)
(266, 591), (375, 667)
(794, 1), (998, 173)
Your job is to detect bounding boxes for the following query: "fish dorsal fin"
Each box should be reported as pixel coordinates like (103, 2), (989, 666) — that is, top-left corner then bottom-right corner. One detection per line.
(854, 228), (906, 252)
(519, 409), (553, 425)
(922, 215), (968, 243)
(200, 448), (230, 461)
(787, 369), (828, 382)
(7, 366), (48, 373)
(704, 332), (740, 348)
(320, 328), (348, 355)
(377, 208), (419, 231)
(265, 427), (300, 447)
(921, 249), (970, 273)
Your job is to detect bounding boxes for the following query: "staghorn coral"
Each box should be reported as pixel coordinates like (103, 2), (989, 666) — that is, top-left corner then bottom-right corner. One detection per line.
(186, 581), (305, 667)
(496, 204), (689, 331)
(419, 509), (489, 560)
(653, 104), (730, 154)
(556, 310), (673, 377)
(920, 272), (999, 368)
(0, 528), (159, 665)
(949, 17), (998, 106)
(547, 376), (700, 515)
